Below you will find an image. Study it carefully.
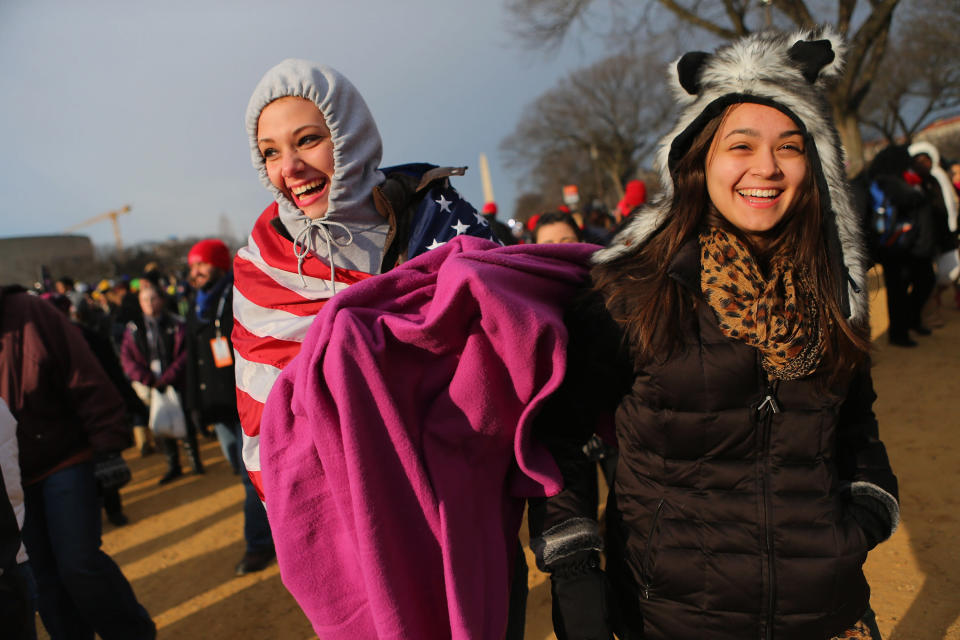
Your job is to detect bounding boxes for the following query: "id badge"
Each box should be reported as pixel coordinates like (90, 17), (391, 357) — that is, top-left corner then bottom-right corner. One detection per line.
(209, 337), (234, 368)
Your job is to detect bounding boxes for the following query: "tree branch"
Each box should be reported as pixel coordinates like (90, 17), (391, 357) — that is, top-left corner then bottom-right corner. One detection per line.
(504, 0), (597, 50)
(771, 0), (814, 28)
(655, 0), (741, 38)
(721, 0), (747, 35)
(845, 0), (900, 82)
(837, 0), (856, 35)
(846, 12), (892, 113)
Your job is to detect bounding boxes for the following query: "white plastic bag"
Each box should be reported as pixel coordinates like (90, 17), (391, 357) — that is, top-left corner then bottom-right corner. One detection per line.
(148, 386), (187, 440)
(935, 249), (960, 286)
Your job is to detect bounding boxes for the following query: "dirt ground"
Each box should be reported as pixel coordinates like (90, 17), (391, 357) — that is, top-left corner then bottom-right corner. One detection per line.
(37, 267), (960, 639)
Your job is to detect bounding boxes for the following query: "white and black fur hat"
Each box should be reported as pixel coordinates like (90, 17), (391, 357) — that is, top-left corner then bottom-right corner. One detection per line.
(595, 27), (868, 325)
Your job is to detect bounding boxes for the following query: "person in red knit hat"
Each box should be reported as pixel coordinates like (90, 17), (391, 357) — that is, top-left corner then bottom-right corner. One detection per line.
(480, 201), (516, 246)
(187, 238), (232, 279)
(615, 179), (646, 224)
(185, 238), (276, 576)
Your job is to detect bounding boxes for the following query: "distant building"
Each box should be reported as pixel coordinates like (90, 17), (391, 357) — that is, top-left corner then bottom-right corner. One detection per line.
(0, 234), (96, 287)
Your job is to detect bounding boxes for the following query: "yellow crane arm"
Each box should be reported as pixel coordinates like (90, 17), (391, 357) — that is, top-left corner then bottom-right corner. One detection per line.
(64, 205), (131, 251)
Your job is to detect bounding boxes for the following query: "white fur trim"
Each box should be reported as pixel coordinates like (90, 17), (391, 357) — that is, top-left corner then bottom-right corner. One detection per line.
(850, 480), (900, 541)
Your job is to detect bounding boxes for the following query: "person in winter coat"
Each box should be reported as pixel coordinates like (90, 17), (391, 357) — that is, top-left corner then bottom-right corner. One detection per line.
(1, 398), (34, 640)
(183, 238), (275, 577)
(908, 141), (959, 326)
(481, 201), (518, 246)
(868, 145), (938, 347)
(42, 292), (142, 526)
(121, 285), (199, 484)
(909, 141), (959, 242)
(529, 29), (899, 640)
(231, 59), (510, 637)
(0, 285), (155, 639)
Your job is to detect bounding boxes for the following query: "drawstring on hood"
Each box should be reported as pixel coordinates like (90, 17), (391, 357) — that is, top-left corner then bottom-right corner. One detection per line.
(292, 218), (354, 288)
(246, 59), (389, 286)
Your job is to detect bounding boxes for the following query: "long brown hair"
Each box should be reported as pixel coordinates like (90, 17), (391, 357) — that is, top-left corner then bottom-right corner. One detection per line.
(593, 104), (869, 376)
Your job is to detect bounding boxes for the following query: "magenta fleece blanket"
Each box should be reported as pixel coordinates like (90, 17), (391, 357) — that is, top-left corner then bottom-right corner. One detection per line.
(260, 236), (595, 639)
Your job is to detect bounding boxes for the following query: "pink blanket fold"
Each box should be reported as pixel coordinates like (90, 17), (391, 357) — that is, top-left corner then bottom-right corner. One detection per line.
(260, 236), (594, 639)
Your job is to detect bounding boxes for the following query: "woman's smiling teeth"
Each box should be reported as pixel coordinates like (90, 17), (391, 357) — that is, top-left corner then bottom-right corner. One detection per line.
(737, 188), (781, 199)
(291, 178), (327, 198)
(290, 178), (329, 207)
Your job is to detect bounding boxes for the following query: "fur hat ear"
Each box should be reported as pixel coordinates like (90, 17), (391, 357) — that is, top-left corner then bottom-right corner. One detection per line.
(676, 51), (711, 95)
(787, 39), (836, 83)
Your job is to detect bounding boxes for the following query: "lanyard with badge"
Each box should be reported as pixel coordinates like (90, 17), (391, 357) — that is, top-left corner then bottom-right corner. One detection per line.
(209, 288), (234, 368)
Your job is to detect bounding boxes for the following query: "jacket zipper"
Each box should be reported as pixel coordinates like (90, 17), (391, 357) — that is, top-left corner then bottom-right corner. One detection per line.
(640, 498), (665, 600)
(757, 374), (780, 640)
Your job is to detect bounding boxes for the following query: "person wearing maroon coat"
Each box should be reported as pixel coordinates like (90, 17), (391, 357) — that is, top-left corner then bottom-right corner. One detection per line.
(0, 285), (155, 639)
(121, 285), (201, 485)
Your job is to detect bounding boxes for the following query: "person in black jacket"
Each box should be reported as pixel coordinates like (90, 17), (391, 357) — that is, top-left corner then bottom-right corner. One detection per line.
(530, 29), (898, 640)
(184, 239), (275, 576)
(869, 145), (938, 347)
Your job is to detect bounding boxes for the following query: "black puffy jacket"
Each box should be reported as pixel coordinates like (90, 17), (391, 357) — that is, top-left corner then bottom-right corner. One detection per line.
(533, 241), (899, 640)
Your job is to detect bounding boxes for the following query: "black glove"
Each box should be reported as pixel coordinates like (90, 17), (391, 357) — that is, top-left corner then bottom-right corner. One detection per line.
(847, 494), (891, 551)
(93, 452), (132, 490)
(548, 551), (613, 640)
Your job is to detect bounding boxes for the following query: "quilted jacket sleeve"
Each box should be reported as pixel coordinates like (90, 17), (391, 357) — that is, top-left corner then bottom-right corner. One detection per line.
(529, 285), (632, 568)
(835, 362), (900, 544)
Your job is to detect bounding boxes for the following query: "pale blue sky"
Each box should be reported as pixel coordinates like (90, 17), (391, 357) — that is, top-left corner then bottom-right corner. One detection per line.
(0, 0), (611, 248)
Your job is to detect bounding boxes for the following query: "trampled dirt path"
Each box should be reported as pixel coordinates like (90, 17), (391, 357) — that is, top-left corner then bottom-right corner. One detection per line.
(37, 268), (960, 639)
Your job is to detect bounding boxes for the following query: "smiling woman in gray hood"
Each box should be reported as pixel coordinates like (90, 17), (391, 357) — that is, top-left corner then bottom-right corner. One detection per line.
(230, 58), (506, 635)
(233, 59), (497, 502)
(245, 61), (390, 279)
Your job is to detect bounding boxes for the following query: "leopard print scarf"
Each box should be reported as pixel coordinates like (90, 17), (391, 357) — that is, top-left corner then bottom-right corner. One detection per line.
(699, 226), (824, 380)
(830, 620), (874, 639)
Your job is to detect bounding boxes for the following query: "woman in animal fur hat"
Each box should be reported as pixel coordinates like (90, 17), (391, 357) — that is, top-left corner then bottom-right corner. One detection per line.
(530, 28), (899, 640)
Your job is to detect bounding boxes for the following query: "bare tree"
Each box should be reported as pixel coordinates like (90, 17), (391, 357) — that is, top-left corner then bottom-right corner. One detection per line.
(501, 51), (673, 215)
(858, 0), (960, 144)
(506, 0), (907, 173)
(510, 191), (553, 227)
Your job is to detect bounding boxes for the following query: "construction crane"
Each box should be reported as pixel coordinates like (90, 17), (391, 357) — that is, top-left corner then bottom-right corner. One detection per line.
(65, 205), (132, 252)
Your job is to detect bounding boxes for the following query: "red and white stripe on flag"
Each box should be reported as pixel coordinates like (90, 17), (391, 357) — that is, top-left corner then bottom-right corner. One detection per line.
(232, 204), (373, 498)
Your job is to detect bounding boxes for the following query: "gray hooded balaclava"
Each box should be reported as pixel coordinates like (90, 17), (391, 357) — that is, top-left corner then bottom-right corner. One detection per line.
(246, 59), (389, 280)
(594, 27), (870, 326)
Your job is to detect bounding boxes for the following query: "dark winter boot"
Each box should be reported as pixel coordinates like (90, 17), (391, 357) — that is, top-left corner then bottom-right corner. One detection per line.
(158, 437), (183, 485)
(102, 487), (128, 526)
(183, 432), (204, 475)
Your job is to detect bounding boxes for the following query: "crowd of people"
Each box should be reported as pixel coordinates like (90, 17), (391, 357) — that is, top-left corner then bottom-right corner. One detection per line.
(6, 23), (957, 640)
(1, 237), (278, 639)
(864, 141), (960, 347)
